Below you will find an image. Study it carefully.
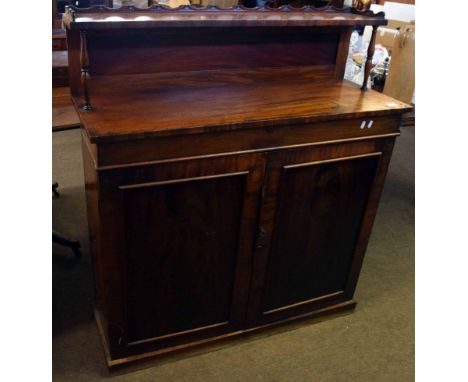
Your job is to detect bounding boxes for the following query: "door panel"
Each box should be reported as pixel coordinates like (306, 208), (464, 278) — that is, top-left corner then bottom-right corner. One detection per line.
(98, 153), (265, 354)
(263, 153), (380, 313)
(123, 172), (247, 343)
(247, 139), (394, 324)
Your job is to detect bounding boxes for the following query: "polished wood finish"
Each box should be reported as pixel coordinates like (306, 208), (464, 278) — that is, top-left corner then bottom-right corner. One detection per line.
(335, 26), (352, 79)
(92, 114), (401, 167)
(63, 4), (388, 30)
(79, 30), (92, 110)
(263, 153), (379, 311)
(114, 154), (265, 348)
(65, 5), (411, 369)
(86, 28), (340, 76)
(75, 72), (409, 143)
(247, 138), (395, 324)
(125, 173), (244, 342)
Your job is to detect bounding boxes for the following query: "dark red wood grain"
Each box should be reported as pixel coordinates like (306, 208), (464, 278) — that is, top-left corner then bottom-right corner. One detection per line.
(124, 174), (245, 342)
(262, 153), (379, 312)
(67, 6), (410, 369)
(62, 4), (388, 30)
(87, 28), (340, 76)
(76, 71), (410, 143)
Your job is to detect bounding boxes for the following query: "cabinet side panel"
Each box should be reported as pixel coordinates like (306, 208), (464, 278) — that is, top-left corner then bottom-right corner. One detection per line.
(81, 132), (108, 330)
(263, 155), (379, 312)
(123, 174), (246, 343)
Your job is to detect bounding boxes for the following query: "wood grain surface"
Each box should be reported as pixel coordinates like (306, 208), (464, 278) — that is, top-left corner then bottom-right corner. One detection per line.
(63, 5), (388, 30)
(75, 71), (411, 143)
(65, 4), (412, 368)
(86, 28), (340, 76)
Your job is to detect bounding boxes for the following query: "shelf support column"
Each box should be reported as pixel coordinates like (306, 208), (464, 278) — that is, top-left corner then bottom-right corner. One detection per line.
(361, 25), (378, 91)
(80, 29), (92, 111)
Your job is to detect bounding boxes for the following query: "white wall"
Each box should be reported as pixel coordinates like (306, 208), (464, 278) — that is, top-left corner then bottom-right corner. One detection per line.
(371, 2), (415, 22)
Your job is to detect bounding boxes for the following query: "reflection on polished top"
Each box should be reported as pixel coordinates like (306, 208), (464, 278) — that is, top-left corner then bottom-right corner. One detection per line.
(64, 4), (409, 144)
(62, 4), (388, 29)
(77, 70), (410, 143)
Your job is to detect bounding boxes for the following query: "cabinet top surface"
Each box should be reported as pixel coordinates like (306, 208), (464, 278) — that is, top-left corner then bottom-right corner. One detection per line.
(63, 5), (388, 29)
(75, 69), (411, 143)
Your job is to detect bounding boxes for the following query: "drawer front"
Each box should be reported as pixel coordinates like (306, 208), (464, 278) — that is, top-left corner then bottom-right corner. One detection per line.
(95, 115), (402, 168)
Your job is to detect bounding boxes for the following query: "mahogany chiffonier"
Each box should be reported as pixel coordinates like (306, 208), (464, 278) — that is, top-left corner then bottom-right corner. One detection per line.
(63, 4), (411, 369)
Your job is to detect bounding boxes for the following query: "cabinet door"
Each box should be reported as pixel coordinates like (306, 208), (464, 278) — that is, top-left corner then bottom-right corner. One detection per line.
(98, 153), (265, 356)
(247, 139), (395, 324)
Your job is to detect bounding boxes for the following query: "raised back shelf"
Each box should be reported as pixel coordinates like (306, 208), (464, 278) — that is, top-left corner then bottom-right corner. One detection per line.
(63, 4), (387, 29)
(64, 5), (395, 141)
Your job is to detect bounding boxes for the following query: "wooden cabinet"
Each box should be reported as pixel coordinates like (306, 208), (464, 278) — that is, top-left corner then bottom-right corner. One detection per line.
(66, 5), (412, 368)
(82, 126), (399, 364)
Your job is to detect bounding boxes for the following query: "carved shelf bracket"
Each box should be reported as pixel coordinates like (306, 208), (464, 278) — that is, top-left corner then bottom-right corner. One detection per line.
(361, 25), (378, 91)
(80, 29), (92, 111)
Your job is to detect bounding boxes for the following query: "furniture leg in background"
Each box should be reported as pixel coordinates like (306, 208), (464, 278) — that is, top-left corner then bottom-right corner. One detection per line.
(52, 183), (81, 257)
